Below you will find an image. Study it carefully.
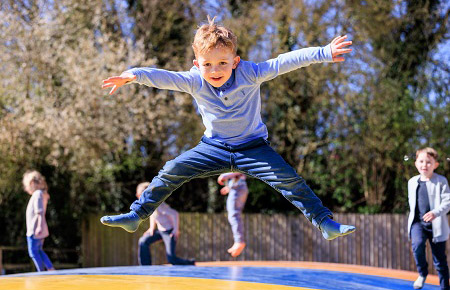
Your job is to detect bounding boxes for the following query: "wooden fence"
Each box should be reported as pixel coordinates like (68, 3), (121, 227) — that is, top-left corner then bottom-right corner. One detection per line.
(82, 213), (450, 274)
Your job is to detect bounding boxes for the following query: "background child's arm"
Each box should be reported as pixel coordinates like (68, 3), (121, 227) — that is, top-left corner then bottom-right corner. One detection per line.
(429, 177), (450, 219)
(33, 191), (45, 236)
(217, 172), (242, 185)
(144, 215), (156, 236)
(167, 207), (179, 240)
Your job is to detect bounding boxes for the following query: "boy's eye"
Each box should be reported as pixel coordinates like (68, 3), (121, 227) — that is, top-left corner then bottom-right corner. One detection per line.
(204, 63), (211, 67)
(220, 62), (227, 65)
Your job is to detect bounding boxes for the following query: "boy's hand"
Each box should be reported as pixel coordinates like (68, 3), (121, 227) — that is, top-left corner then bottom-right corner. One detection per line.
(220, 186), (230, 195)
(143, 228), (154, 236)
(423, 211), (436, 222)
(102, 72), (136, 95)
(330, 35), (352, 62)
(217, 175), (225, 185)
(171, 230), (180, 240)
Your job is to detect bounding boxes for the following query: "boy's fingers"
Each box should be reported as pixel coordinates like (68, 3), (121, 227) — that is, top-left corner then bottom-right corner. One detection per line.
(102, 83), (114, 88)
(102, 78), (115, 83)
(333, 48), (352, 56)
(338, 41), (352, 47)
(334, 35), (348, 44)
(333, 57), (345, 62)
(338, 48), (352, 54)
(109, 85), (117, 95)
(332, 36), (341, 43)
(103, 76), (121, 81)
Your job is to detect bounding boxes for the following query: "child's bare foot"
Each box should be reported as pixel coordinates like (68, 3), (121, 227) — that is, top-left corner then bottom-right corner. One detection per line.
(319, 217), (355, 240)
(227, 242), (246, 257)
(100, 211), (142, 233)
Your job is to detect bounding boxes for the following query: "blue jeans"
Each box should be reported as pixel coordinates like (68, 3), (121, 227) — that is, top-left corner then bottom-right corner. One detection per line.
(411, 222), (449, 290)
(138, 229), (194, 265)
(227, 183), (248, 243)
(131, 136), (332, 228)
(26, 236), (53, 271)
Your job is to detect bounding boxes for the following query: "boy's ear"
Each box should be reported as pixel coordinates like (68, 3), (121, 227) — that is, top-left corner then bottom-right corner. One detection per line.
(434, 162), (440, 170)
(232, 56), (241, 69)
(193, 59), (199, 68)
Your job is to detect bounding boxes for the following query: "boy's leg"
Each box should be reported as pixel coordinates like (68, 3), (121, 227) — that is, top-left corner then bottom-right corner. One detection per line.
(101, 140), (230, 232)
(411, 222), (429, 285)
(161, 230), (195, 265)
(430, 240), (449, 290)
(233, 139), (355, 240)
(138, 231), (162, 265)
(226, 187), (248, 257)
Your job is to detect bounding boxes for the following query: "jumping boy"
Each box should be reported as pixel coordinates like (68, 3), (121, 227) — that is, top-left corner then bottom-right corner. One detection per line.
(101, 16), (356, 241)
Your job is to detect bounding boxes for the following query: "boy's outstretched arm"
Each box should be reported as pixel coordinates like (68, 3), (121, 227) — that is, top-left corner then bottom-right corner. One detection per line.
(102, 72), (137, 95)
(330, 35), (352, 62)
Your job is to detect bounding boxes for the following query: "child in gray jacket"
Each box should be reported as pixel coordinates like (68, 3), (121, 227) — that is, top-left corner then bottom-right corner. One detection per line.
(408, 147), (450, 290)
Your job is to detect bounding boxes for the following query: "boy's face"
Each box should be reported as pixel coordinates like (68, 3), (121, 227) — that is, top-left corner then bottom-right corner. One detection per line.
(415, 152), (439, 179)
(193, 47), (240, 88)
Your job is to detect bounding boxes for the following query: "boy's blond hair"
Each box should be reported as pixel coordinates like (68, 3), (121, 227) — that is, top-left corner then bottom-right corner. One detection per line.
(23, 170), (47, 194)
(192, 16), (237, 56)
(136, 182), (150, 198)
(416, 147), (439, 161)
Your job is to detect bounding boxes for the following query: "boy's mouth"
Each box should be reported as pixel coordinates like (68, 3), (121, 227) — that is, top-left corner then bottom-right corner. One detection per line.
(211, 76), (223, 81)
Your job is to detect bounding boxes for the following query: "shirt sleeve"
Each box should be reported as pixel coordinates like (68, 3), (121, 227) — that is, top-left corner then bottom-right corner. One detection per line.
(125, 67), (200, 94)
(249, 45), (333, 83)
(432, 176), (450, 216)
(33, 190), (44, 214)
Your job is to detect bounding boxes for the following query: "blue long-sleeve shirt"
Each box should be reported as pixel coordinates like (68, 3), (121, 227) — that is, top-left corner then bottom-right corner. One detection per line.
(127, 45), (333, 145)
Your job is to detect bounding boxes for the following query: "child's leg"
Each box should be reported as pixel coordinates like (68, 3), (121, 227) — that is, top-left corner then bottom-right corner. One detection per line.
(430, 240), (449, 290)
(39, 239), (54, 270)
(101, 140), (230, 232)
(411, 222), (429, 278)
(226, 188), (247, 244)
(27, 236), (46, 271)
(161, 230), (195, 265)
(138, 231), (162, 265)
(226, 187), (248, 257)
(233, 138), (355, 240)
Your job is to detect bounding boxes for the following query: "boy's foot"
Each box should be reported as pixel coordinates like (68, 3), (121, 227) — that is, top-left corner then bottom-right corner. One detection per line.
(227, 242), (246, 257)
(413, 275), (426, 289)
(100, 211), (142, 233)
(319, 217), (356, 240)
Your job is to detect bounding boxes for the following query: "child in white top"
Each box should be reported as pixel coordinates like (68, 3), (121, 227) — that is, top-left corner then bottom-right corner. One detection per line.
(23, 170), (54, 271)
